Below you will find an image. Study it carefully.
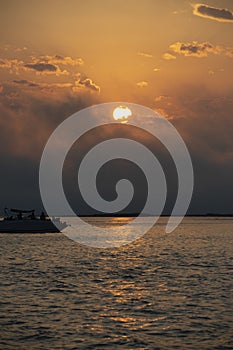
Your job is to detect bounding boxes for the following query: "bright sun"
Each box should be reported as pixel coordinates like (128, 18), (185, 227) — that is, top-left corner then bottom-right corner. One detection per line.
(113, 106), (132, 123)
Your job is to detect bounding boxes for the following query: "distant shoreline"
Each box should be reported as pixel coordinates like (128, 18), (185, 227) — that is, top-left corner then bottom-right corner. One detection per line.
(56, 213), (233, 218)
(1, 213), (233, 218)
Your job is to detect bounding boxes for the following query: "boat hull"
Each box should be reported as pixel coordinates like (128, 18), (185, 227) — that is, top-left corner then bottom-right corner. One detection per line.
(0, 219), (66, 233)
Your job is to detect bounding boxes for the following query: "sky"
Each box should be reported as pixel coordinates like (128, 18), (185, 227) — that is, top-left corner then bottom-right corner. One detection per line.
(0, 0), (233, 214)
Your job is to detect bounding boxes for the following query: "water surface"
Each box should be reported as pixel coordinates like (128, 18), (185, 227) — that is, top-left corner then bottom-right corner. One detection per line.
(0, 217), (232, 349)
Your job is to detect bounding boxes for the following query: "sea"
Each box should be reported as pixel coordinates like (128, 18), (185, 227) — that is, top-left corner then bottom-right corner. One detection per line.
(0, 217), (232, 350)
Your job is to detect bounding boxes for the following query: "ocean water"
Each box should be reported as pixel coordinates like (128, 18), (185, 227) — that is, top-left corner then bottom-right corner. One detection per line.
(0, 217), (232, 350)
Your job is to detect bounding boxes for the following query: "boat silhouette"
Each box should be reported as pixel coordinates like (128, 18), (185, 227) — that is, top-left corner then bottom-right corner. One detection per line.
(0, 208), (66, 233)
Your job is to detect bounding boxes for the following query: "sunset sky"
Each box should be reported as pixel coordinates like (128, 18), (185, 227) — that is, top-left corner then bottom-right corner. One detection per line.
(0, 0), (233, 214)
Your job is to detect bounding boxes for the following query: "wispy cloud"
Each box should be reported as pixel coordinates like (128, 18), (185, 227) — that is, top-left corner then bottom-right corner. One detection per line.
(136, 81), (148, 87)
(225, 48), (233, 58)
(193, 3), (233, 23)
(154, 95), (169, 102)
(162, 53), (176, 60)
(12, 79), (73, 89)
(15, 47), (28, 52)
(137, 52), (153, 58)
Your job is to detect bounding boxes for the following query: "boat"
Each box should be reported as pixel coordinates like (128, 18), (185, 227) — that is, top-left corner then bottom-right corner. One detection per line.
(0, 208), (67, 233)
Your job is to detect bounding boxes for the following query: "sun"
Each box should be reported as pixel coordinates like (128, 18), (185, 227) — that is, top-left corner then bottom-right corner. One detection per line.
(113, 106), (132, 123)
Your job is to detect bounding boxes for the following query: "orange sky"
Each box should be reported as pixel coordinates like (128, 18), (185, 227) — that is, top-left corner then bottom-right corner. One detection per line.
(0, 0), (232, 105)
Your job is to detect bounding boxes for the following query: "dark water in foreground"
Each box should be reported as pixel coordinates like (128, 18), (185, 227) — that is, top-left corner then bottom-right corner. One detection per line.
(0, 217), (233, 350)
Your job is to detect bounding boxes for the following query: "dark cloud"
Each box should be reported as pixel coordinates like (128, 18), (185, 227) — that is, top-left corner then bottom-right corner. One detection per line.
(13, 79), (29, 85)
(193, 4), (233, 22)
(0, 76), (233, 214)
(24, 63), (57, 72)
(170, 41), (222, 57)
(0, 80), (100, 158)
(80, 78), (100, 92)
(153, 85), (233, 214)
(154, 86), (233, 163)
(63, 124), (178, 216)
(0, 80), (101, 214)
(13, 79), (39, 87)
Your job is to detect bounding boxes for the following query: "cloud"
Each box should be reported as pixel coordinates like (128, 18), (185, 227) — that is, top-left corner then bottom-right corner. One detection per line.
(153, 68), (160, 72)
(11, 78), (100, 92)
(53, 55), (83, 66)
(1, 79), (233, 214)
(46, 82), (73, 88)
(225, 48), (233, 58)
(24, 63), (57, 72)
(0, 58), (24, 74)
(136, 81), (148, 87)
(13, 79), (39, 87)
(79, 78), (100, 92)
(173, 9), (187, 15)
(137, 52), (153, 58)
(155, 108), (172, 120)
(0, 77), (102, 212)
(23, 62), (69, 76)
(193, 3), (233, 22)
(15, 47), (28, 52)
(174, 92), (233, 163)
(6, 62), (101, 93)
(170, 41), (222, 57)
(12, 79), (73, 89)
(0, 53), (83, 76)
(13, 79), (31, 85)
(154, 95), (169, 102)
(73, 77), (100, 92)
(162, 53), (176, 60)
(40, 54), (84, 66)
(152, 87), (233, 207)
(0, 80), (100, 160)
